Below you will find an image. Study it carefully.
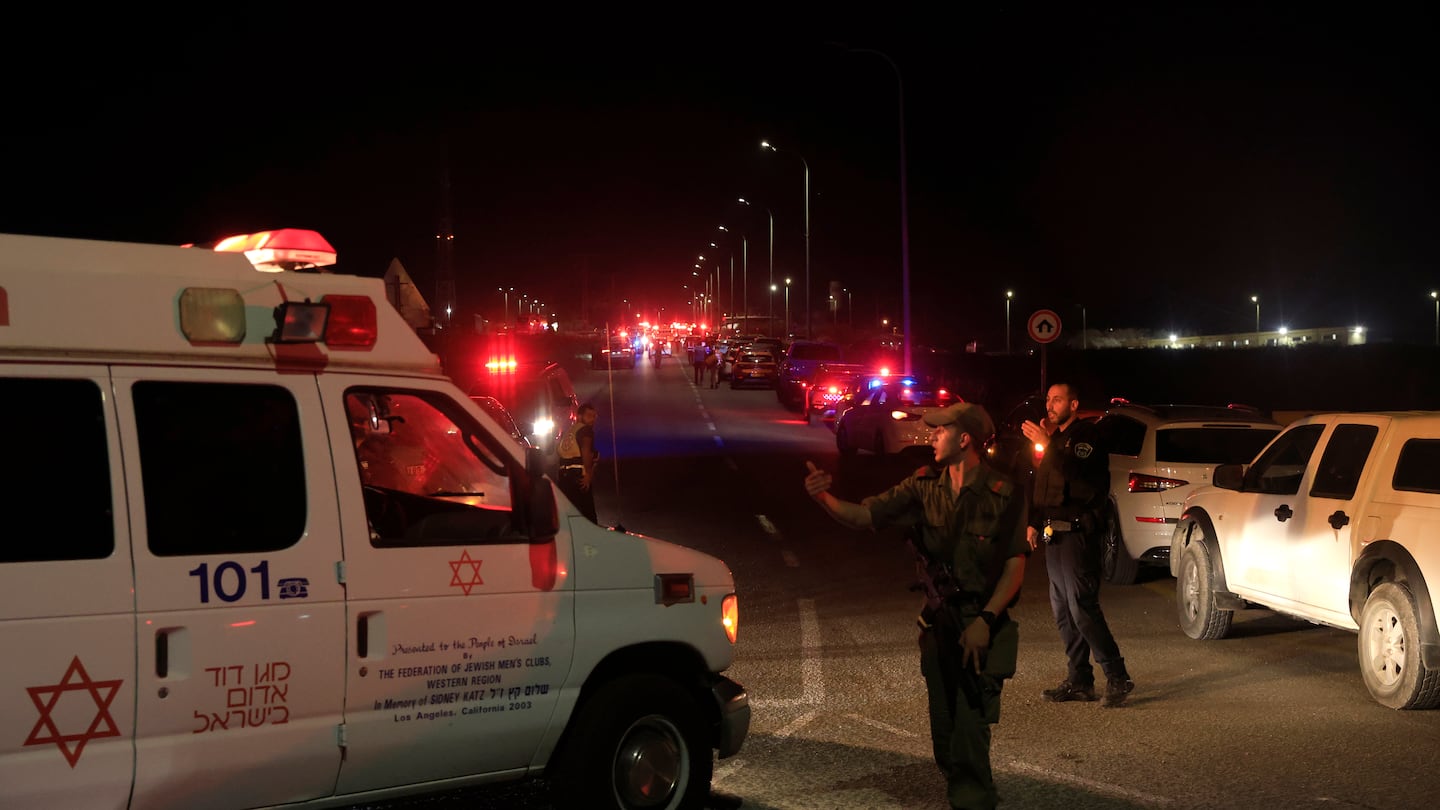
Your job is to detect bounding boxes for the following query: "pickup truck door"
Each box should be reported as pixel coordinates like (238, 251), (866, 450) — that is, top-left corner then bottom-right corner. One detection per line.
(1228, 420), (1329, 601)
(1286, 418), (1384, 620)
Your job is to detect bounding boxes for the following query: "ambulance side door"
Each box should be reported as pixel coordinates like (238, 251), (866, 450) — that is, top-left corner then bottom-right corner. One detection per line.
(320, 377), (575, 794)
(0, 369), (136, 810)
(115, 369), (347, 810)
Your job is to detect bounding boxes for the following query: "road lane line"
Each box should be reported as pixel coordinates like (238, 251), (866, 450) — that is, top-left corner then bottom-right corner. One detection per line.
(706, 421), (717, 431)
(845, 713), (920, 739)
(998, 759), (1174, 806)
(773, 709), (820, 740)
(756, 515), (778, 535)
(752, 598), (824, 708)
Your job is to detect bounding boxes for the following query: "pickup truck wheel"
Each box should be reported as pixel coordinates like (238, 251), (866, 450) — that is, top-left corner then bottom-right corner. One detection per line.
(550, 673), (711, 810)
(1176, 539), (1232, 640)
(1358, 582), (1440, 709)
(1101, 504), (1140, 585)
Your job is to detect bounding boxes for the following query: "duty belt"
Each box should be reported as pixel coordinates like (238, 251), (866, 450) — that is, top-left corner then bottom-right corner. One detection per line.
(559, 460), (583, 470)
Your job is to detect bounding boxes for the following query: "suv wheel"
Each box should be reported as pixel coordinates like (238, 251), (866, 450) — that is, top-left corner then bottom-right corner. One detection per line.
(1101, 503), (1140, 585)
(1176, 536), (1232, 640)
(1358, 582), (1440, 709)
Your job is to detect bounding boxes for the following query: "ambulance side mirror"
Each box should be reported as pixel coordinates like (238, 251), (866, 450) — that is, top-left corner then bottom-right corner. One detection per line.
(525, 447), (559, 541)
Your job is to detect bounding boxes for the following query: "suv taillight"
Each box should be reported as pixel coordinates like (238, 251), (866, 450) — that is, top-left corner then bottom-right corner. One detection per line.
(1129, 472), (1188, 493)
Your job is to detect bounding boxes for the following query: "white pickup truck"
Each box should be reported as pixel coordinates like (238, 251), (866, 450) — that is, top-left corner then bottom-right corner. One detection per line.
(1171, 411), (1440, 709)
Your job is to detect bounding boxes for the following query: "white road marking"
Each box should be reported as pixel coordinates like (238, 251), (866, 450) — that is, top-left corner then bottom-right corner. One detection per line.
(706, 421), (717, 431)
(773, 709), (820, 739)
(756, 515), (778, 535)
(998, 759), (1174, 806)
(845, 713), (920, 739)
(752, 598), (824, 708)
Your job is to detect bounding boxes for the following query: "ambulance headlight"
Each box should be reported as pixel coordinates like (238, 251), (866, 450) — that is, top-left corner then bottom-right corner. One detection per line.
(533, 417), (555, 438)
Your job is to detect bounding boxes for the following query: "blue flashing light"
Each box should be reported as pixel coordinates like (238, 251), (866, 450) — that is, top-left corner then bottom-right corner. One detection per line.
(900, 377), (916, 386)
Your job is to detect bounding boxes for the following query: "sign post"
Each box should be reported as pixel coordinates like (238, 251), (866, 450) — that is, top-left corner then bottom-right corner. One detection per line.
(1027, 309), (1062, 394)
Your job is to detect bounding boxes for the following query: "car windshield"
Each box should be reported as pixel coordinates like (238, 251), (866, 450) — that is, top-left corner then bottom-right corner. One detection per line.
(1156, 426), (1280, 464)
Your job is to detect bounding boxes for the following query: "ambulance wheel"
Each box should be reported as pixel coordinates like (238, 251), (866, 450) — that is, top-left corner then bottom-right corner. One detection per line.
(550, 673), (711, 810)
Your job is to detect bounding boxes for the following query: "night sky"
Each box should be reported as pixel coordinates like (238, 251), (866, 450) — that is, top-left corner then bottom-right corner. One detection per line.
(3, 8), (1436, 347)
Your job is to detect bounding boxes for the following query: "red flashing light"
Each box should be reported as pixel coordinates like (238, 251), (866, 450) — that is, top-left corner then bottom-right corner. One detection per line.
(322, 295), (377, 348)
(213, 229), (337, 272)
(485, 358), (519, 373)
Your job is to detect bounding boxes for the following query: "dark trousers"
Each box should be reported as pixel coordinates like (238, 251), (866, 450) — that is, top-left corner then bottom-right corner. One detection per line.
(557, 467), (597, 523)
(692, 362), (704, 384)
(919, 609), (1016, 810)
(1045, 531), (1127, 684)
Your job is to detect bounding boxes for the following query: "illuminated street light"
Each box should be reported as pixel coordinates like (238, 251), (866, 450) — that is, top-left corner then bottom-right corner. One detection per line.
(497, 286), (513, 323)
(739, 197), (775, 331)
(1005, 291), (1013, 354)
(784, 277), (791, 336)
(1251, 295), (1260, 346)
(1431, 291), (1438, 346)
(762, 140), (810, 338)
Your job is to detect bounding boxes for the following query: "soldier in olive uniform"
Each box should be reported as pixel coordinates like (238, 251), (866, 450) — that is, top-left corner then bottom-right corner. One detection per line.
(804, 402), (1029, 810)
(1022, 382), (1134, 707)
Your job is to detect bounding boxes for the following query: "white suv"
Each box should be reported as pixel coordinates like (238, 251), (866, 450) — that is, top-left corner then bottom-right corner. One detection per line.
(1095, 402), (1281, 584)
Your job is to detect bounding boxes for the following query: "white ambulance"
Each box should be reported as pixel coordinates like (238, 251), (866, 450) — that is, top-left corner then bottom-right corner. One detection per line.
(0, 231), (748, 810)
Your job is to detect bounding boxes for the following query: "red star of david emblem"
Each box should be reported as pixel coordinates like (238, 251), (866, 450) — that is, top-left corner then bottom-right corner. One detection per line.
(24, 656), (124, 767)
(449, 549), (485, 595)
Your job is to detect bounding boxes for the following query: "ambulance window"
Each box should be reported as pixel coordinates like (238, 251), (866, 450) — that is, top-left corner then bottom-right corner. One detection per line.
(0, 377), (114, 562)
(346, 388), (523, 548)
(133, 381), (306, 556)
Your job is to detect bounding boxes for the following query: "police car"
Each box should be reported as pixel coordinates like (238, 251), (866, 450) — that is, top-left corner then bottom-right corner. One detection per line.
(0, 230), (748, 810)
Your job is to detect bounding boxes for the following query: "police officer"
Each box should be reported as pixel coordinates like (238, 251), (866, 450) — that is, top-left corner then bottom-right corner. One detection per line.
(1021, 383), (1134, 707)
(804, 402), (1028, 810)
(557, 404), (599, 523)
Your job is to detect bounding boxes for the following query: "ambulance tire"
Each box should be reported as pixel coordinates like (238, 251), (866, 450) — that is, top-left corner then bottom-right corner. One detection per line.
(550, 673), (711, 810)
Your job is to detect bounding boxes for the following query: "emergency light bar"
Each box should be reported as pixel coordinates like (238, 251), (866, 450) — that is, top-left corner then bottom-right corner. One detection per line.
(212, 229), (338, 273)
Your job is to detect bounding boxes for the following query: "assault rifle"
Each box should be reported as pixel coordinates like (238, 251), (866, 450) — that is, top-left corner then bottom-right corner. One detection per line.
(906, 531), (958, 630)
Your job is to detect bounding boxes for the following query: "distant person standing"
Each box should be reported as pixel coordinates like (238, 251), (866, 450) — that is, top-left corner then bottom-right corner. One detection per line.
(705, 345), (721, 388)
(691, 343), (707, 385)
(1022, 383), (1134, 707)
(557, 403), (600, 523)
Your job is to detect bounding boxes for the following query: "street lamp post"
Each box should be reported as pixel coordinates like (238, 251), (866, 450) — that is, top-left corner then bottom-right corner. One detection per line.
(761, 140), (810, 339)
(784, 277), (791, 335)
(1251, 295), (1260, 346)
(1432, 291), (1438, 346)
(498, 287), (513, 324)
(844, 46), (912, 376)
(1005, 290), (1013, 354)
(739, 198), (775, 333)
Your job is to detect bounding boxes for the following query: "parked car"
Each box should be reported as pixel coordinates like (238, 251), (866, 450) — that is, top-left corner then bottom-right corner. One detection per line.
(776, 339), (843, 411)
(467, 394), (533, 449)
(592, 338), (636, 370)
(834, 379), (960, 456)
(1174, 411), (1440, 709)
(1095, 402), (1281, 584)
(730, 350), (778, 389)
(467, 360), (578, 453)
(803, 362), (873, 424)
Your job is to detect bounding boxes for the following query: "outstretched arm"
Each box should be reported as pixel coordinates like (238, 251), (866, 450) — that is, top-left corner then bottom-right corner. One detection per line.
(804, 461), (873, 530)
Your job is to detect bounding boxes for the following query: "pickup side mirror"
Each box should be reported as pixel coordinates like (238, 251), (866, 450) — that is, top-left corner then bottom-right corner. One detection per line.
(1213, 463), (1245, 491)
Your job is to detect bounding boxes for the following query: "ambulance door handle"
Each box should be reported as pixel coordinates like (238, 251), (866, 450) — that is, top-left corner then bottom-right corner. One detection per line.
(357, 611), (384, 659)
(155, 627), (190, 680)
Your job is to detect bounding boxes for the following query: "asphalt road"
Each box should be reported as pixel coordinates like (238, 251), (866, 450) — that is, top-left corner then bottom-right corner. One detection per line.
(357, 351), (1440, 810)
